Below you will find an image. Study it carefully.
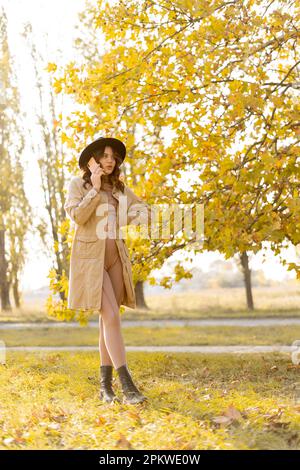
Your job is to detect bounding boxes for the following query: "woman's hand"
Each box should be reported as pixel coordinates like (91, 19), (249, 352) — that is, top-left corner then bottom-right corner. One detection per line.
(91, 165), (105, 192)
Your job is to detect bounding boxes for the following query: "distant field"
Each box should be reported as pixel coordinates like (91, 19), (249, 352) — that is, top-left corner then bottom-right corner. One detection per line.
(0, 285), (299, 323)
(129, 285), (300, 320)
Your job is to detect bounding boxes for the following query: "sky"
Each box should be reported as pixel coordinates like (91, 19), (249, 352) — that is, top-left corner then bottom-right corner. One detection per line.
(0, 0), (297, 292)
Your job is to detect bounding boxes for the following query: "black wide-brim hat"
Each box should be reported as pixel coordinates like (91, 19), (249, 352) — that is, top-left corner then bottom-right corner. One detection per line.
(79, 136), (126, 169)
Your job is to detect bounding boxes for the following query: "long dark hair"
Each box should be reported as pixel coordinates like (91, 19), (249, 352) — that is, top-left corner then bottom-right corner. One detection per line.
(80, 143), (125, 193)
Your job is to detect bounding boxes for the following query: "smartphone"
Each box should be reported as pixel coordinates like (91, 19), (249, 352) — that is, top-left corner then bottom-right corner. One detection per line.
(88, 157), (100, 173)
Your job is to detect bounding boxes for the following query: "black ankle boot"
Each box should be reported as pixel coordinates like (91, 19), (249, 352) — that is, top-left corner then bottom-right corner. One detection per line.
(99, 365), (120, 403)
(116, 364), (147, 404)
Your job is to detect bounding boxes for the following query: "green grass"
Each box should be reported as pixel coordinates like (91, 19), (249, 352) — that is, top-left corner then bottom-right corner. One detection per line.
(0, 352), (299, 449)
(1, 325), (300, 347)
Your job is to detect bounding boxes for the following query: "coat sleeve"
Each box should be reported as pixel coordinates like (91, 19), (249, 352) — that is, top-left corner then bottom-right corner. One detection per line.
(126, 186), (152, 226)
(64, 177), (106, 226)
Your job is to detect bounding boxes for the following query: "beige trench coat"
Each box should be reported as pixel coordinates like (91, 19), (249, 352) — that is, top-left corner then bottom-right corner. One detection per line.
(64, 176), (151, 311)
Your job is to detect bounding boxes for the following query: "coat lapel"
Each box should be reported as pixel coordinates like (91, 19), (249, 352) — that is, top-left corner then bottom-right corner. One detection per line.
(112, 186), (120, 201)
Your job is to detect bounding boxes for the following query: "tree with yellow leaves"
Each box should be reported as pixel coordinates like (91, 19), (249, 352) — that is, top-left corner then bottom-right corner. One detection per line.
(48, 0), (299, 314)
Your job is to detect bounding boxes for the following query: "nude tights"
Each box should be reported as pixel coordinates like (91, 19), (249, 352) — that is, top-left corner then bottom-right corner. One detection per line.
(98, 247), (127, 370)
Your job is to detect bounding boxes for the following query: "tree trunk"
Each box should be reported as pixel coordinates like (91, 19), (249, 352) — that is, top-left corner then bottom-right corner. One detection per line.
(240, 251), (254, 310)
(135, 280), (148, 309)
(13, 278), (21, 308)
(0, 229), (12, 311)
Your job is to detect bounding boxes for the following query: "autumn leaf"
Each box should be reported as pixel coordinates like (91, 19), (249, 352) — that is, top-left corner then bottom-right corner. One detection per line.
(116, 433), (133, 449)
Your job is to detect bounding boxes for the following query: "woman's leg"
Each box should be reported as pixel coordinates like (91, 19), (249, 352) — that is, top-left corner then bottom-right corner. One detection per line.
(99, 315), (113, 366)
(98, 252), (125, 365)
(99, 252), (147, 404)
(99, 266), (126, 369)
(99, 238), (124, 367)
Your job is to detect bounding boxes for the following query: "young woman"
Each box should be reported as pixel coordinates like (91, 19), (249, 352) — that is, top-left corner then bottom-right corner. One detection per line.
(64, 136), (150, 405)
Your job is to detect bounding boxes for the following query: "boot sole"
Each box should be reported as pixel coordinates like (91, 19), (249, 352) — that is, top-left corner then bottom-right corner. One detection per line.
(100, 397), (121, 404)
(122, 396), (148, 405)
(99, 393), (121, 404)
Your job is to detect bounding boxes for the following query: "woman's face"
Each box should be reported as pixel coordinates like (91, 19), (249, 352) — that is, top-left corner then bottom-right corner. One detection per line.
(98, 146), (116, 175)
(87, 146), (116, 175)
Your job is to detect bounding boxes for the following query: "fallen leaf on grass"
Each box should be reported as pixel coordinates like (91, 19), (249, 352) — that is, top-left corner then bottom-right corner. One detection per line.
(202, 367), (210, 376)
(265, 421), (291, 429)
(47, 422), (61, 430)
(212, 405), (244, 427)
(287, 432), (299, 446)
(126, 409), (142, 423)
(95, 416), (107, 426)
(201, 394), (211, 400)
(12, 436), (27, 445)
(52, 414), (68, 423)
(212, 416), (233, 426)
(116, 433), (133, 449)
(263, 408), (283, 420)
(225, 405), (243, 421)
(2, 437), (14, 445)
(47, 354), (61, 364)
(158, 407), (173, 414)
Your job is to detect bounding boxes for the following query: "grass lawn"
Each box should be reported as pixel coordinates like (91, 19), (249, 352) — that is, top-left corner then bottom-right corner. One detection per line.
(2, 285), (299, 323)
(1, 325), (300, 347)
(0, 352), (299, 450)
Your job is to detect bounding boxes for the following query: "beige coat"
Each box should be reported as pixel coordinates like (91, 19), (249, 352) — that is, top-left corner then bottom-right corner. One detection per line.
(64, 175), (150, 311)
